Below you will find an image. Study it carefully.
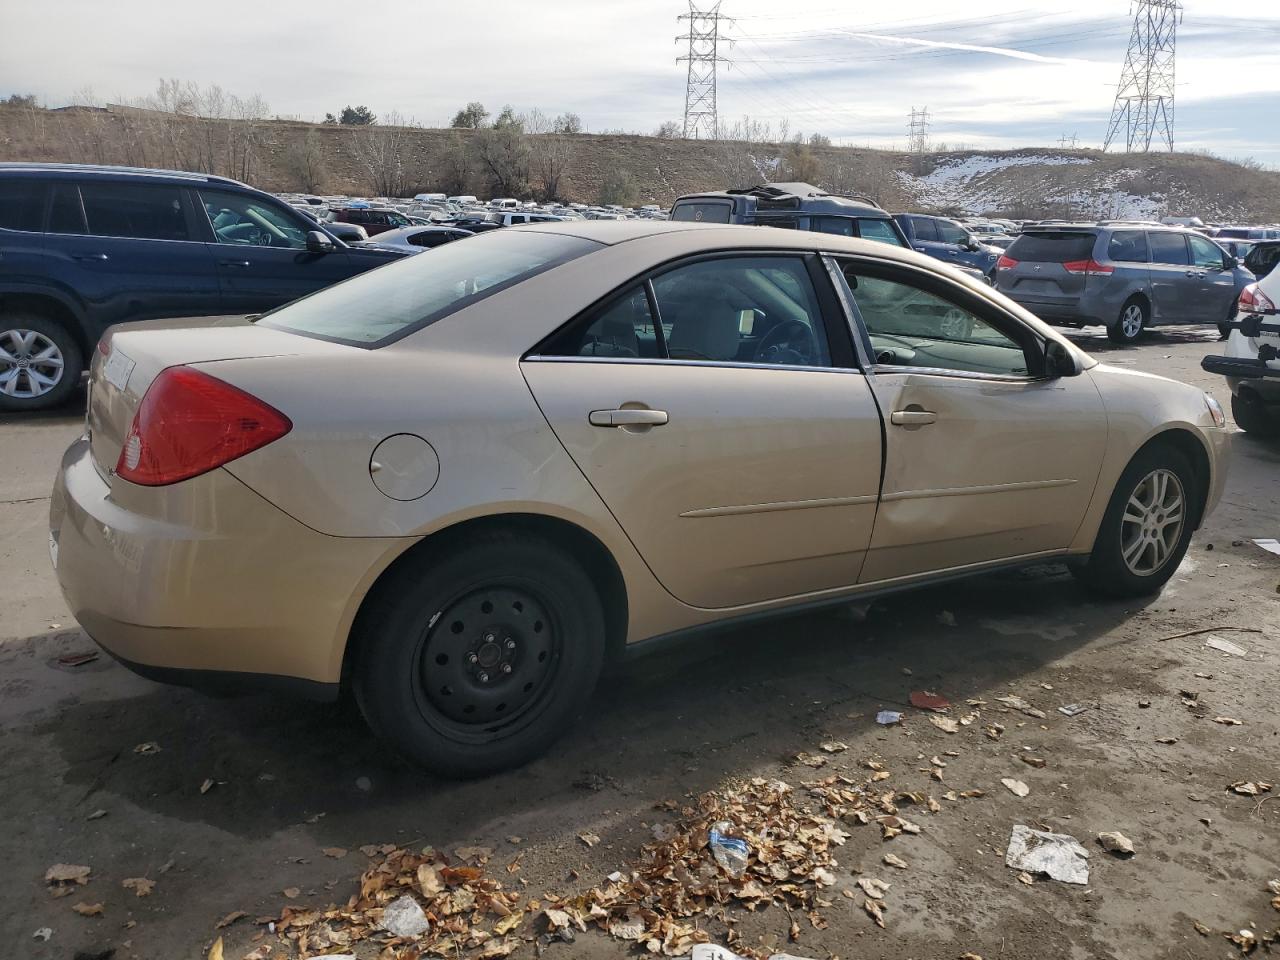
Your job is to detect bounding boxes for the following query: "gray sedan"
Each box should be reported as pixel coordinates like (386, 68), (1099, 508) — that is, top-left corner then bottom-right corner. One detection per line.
(359, 226), (475, 254)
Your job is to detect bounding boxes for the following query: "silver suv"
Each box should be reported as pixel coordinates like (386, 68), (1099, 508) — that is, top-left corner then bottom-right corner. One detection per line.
(995, 224), (1253, 344)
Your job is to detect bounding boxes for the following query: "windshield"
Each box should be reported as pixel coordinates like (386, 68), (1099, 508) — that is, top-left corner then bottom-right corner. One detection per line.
(256, 232), (599, 347)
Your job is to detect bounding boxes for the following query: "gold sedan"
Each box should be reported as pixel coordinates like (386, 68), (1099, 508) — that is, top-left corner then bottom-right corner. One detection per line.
(50, 221), (1230, 775)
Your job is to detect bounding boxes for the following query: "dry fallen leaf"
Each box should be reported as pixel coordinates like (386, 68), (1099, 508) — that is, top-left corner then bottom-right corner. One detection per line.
(1001, 778), (1030, 798)
(863, 897), (886, 928)
(133, 741), (161, 755)
(207, 937), (224, 960)
(1021, 756), (1047, 769)
(1231, 781), (1274, 796)
(281, 887), (300, 899)
(577, 832), (601, 848)
(242, 946), (272, 960)
(200, 778), (215, 795)
(215, 910), (247, 929)
(122, 877), (154, 898)
(1193, 920), (1211, 936)
(1213, 717), (1244, 726)
(883, 853), (909, 870)
(929, 715), (959, 734)
(820, 740), (849, 753)
(1017, 871), (1035, 885)
(72, 901), (104, 917)
(856, 877), (890, 900)
(322, 847), (347, 859)
(45, 863), (91, 885)
(417, 863), (443, 896)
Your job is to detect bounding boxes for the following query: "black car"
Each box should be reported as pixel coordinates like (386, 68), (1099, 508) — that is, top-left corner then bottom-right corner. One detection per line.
(670, 182), (909, 247)
(0, 163), (405, 410)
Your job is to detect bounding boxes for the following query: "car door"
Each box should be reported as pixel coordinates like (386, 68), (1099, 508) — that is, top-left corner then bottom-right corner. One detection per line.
(1186, 233), (1241, 322)
(831, 257), (1108, 584)
(1146, 231), (1193, 323)
(43, 180), (222, 329)
(197, 188), (356, 314)
(935, 219), (978, 270)
(522, 253), (885, 610)
(909, 216), (941, 257)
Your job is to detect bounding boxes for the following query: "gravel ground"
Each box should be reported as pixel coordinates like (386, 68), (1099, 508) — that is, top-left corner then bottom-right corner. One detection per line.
(2, 326), (1277, 960)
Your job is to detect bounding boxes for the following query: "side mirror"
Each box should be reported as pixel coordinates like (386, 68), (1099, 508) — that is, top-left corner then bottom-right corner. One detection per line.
(1044, 339), (1083, 378)
(306, 230), (336, 253)
(1223, 256), (1237, 271)
(965, 239), (980, 251)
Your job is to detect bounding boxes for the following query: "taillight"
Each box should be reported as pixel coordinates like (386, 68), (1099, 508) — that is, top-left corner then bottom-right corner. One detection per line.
(996, 255), (1018, 270)
(115, 367), (291, 486)
(1062, 259), (1115, 276)
(1239, 283), (1278, 315)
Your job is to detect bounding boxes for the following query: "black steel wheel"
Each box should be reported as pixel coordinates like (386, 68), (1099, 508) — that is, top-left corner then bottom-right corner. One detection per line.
(353, 529), (605, 777)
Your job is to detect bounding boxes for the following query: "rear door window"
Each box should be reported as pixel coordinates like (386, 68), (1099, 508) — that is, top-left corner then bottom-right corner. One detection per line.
(80, 182), (190, 241)
(1107, 230), (1148, 262)
(857, 219), (906, 247)
(1006, 232), (1096, 262)
(911, 218), (938, 241)
(1148, 232), (1190, 265)
(0, 179), (47, 231)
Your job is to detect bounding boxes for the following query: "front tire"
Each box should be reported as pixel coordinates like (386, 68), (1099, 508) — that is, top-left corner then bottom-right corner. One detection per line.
(0, 313), (83, 412)
(1074, 444), (1197, 598)
(1107, 298), (1148, 345)
(352, 531), (605, 777)
(1231, 391), (1280, 438)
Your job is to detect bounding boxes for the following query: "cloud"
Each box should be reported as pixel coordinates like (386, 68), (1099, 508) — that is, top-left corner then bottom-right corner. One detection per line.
(833, 31), (1095, 66)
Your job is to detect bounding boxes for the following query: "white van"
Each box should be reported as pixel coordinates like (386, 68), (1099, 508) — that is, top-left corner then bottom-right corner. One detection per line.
(491, 198), (520, 209)
(414, 193), (447, 203)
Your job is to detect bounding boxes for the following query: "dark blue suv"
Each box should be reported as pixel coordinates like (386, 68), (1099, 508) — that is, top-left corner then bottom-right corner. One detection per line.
(894, 214), (1002, 281)
(0, 163), (405, 410)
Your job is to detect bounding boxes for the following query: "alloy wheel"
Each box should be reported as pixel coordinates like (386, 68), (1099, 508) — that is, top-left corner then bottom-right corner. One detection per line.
(1120, 304), (1144, 340)
(0, 329), (65, 399)
(1120, 468), (1185, 576)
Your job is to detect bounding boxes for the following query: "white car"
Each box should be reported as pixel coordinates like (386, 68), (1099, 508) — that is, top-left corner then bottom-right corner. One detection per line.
(358, 225), (474, 254)
(1204, 267), (1280, 436)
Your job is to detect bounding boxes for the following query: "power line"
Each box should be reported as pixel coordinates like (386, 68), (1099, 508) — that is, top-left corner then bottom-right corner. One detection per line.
(1104, 0), (1182, 153)
(677, 2), (731, 139)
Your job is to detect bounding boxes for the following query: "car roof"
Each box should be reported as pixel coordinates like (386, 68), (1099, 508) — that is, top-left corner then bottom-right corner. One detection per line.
(675, 182), (890, 218)
(0, 161), (246, 188)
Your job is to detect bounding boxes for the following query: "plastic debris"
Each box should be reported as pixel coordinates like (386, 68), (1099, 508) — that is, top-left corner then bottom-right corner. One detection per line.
(32, 928), (52, 941)
(819, 740), (848, 753)
(56, 651), (99, 667)
(909, 691), (951, 712)
(929, 715), (959, 734)
(876, 710), (904, 725)
(381, 894), (430, 938)
(708, 821), (750, 878)
(1005, 825), (1090, 884)
(1205, 636), (1248, 657)
(1097, 831), (1135, 856)
(1253, 538), (1280, 556)
(1001, 778), (1030, 797)
(1057, 703), (1092, 717)
(690, 946), (819, 960)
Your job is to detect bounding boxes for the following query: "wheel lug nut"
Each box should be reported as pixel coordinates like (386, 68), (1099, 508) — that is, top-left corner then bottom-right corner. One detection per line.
(484, 633), (496, 643)
(478, 671), (490, 683)
(501, 663), (513, 675)
(504, 638), (516, 650)
(467, 653), (479, 665)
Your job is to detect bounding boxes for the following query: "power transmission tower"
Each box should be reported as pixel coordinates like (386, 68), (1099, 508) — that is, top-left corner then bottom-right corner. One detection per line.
(907, 107), (931, 154)
(1058, 133), (1080, 149)
(677, 2), (730, 140)
(1103, 0), (1182, 153)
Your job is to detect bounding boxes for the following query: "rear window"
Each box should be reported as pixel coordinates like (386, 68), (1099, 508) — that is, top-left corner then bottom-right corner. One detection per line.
(670, 200), (733, 224)
(80, 182), (190, 241)
(0, 179), (46, 231)
(1006, 231), (1096, 263)
(256, 231), (598, 347)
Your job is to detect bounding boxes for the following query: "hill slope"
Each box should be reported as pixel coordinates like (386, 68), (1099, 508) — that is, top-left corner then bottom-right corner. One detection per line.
(2, 105), (1277, 221)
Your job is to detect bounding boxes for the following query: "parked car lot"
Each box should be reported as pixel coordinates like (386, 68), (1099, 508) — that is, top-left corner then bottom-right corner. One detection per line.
(995, 223), (1253, 344)
(49, 221), (1229, 777)
(0, 163), (406, 410)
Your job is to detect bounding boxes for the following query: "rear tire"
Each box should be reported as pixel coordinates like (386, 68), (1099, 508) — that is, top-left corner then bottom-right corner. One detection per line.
(1107, 298), (1147, 345)
(352, 530), (605, 777)
(0, 313), (83, 412)
(1073, 443), (1197, 598)
(1231, 391), (1280, 438)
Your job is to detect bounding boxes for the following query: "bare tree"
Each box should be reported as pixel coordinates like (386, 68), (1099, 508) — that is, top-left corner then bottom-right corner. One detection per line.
(437, 132), (474, 195)
(353, 111), (417, 196)
(472, 114), (529, 196)
(654, 120), (681, 139)
(284, 129), (327, 193)
(524, 109), (575, 200)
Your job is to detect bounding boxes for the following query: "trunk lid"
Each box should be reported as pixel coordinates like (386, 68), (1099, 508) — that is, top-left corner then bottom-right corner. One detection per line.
(87, 315), (339, 479)
(998, 231), (1099, 305)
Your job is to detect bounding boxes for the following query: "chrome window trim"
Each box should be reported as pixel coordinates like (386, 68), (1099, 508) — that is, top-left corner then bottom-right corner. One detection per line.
(521, 354), (863, 376)
(867, 362), (1043, 384)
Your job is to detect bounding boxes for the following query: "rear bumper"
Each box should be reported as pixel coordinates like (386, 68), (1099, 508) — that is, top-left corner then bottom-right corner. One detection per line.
(999, 294), (1096, 324)
(49, 437), (409, 686)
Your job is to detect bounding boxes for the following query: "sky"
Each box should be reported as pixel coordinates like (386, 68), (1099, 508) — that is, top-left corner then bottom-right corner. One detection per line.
(2, 0), (1278, 164)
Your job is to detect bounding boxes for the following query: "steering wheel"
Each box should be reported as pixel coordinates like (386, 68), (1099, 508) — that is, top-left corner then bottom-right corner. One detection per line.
(253, 230), (274, 247)
(755, 318), (820, 366)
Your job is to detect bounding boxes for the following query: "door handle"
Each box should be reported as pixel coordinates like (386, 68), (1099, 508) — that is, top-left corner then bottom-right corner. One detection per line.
(589, 408), (669, 427)
(1184, 270), (1204, 278)
(219, 259), (252, 268)
(890, 409), (937, 427)
(73, 253), (109, 261)
(913, 245), (927, 252)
